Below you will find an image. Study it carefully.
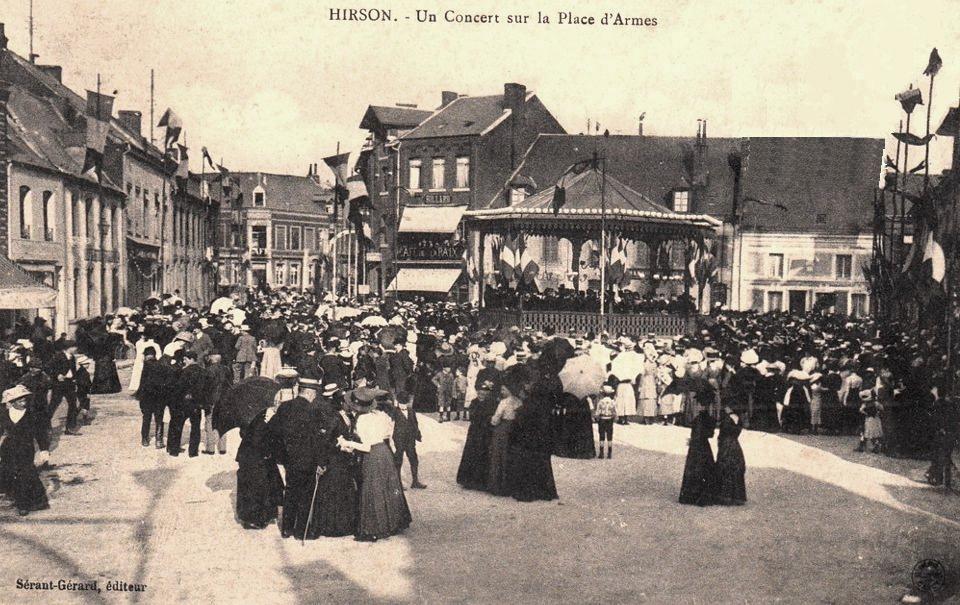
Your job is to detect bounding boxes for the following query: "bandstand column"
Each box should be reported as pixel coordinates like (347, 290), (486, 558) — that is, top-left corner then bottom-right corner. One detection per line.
(476, 228), (486, 307)
(569, 235), (585, 292)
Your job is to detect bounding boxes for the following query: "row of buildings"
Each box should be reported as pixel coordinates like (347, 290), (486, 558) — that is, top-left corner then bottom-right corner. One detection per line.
(353, 82), (886, 316)
(0, 25), (335, 336)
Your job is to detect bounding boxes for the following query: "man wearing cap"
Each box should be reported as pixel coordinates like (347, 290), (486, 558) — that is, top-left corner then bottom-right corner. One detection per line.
(202, 354), (232, 455)
(269, 369), (329, 539)
(234, 325), (258, 382)
(389, 391), (426, 489)
(0, 384), (50, 516)
(47, 339), (82, 436)
(167, 351), (206, 457)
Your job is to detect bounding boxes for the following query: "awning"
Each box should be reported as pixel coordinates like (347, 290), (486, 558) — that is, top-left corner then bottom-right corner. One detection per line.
(386, 268), (462, 293)
(0, 256), (57, 309)
(399, 205), (467, 234)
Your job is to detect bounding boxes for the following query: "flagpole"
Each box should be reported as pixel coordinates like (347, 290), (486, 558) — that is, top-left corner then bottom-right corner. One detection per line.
(332, 142), (340, 298)
(923, 65), (936, 193)
(95, 73), (107, 312)
(599, 153), (606, 331)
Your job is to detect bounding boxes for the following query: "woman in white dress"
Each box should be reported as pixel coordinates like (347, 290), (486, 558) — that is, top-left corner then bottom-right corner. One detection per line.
(614, 377), (637, 424)
(128, 334), (161, 393)
(638, 355), (659, 423)
(259, 339), (283, 380)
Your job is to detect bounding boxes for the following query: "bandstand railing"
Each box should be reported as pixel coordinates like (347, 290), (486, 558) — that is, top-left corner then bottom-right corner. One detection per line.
(479, 309), (693, 337)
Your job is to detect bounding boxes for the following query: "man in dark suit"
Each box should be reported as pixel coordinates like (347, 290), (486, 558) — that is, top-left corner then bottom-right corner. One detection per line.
(136, 348), (173, 449)
(167, 351), (206, 457)
(390, 391), (426, 489)
(269, 371), (328, 539)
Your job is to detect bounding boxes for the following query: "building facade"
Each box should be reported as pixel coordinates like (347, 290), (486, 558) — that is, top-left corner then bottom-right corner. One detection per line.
(358, 83), (566, 297)
(216, 172), (333, 292)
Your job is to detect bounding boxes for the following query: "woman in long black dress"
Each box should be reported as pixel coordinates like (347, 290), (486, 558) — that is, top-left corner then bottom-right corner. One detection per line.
(505, 363), (559, 503)
(716, 406), (747, 505)
(678, 389), (718, 506)
(557, 393), (596, 459)
(0, 385), (50, 516)
(456, 372), (501, 490)
(307, 398), (359, 538)
(235, 404), (284, 529)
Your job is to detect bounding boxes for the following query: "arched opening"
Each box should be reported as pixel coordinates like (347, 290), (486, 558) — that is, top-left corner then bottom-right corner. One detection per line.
(19, 186), (33, 239)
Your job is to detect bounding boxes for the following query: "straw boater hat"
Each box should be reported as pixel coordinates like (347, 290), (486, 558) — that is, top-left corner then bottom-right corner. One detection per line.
(2, 384), (31, 405)
(321, 383), (339, 397)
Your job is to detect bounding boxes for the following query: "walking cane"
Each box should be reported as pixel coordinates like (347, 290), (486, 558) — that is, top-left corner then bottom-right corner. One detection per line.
(302, 465), (325, 544)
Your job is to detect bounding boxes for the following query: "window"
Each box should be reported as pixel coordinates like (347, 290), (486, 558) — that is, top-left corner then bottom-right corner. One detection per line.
(836, 254), (852, 280)
(85, 198), (94, 240)
(290, 226), (301, 250)
(275, 225), (287, 251)
(455, 156), (470, 189)
(431, 158), (445, 190)
(274, 262), (285, 285)
(308, 262), (316, 286)
(509, 188), (526, 205)
(768, 291), (783, 312)
(767, 253), (784, 279)
(289, 262), (300, 287)
(815, 213), (827, 224)
(305, 227), (316, 252)
(408, 159), (422, 190)
(71, 193), (80, 236)
(42, 191), (54, 241)
(253, 186), (265, 207)
(543, 236), (559, 262)
(851, 293), (868, 317)
(19, 186), (32, 239)
(672, 190), (689, 213)
(172, 207), (178, 244)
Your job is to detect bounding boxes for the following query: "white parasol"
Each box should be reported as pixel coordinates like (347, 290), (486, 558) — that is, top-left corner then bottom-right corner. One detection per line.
(559, 355), (607, 400)
(610, 350), (645, 381)
(360, 315), (388, 327)
(210, 296), (235, 315)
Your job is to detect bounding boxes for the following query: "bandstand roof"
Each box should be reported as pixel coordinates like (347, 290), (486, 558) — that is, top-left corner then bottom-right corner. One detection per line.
(464, 168), (721, 237)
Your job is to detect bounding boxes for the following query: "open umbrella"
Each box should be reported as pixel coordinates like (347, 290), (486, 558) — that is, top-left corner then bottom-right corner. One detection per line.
(334, 306), (362, 320)
(210, 296), (235, 315)
(360, 315), (388, 327)
(610, 350), (645, 381)
(559, 354), (606, 399)
(213, 376), (280, 435)
(115, 306), (136, 317)
(228, 308), (247, 326)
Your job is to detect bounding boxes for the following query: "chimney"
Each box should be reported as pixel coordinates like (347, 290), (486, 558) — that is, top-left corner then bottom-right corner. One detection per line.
(118, 110), (142, 136)
(0, 23), (7, 49)
(440, 91), (458, 107)
(37, 65), (62, 83)
(503, 83), (526, 117)
(0, 81), (10, 255)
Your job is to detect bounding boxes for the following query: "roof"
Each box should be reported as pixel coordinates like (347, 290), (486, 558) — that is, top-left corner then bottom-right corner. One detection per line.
(739, 137), (884, 234)
(399, 205), (468, 233)
(501, 134), (884, 234)
(0, 255), (57, 309)
(467, 167), (721, 229)
(359, 105), (432, 131)
(402, 95), (514, 139)
(217, 172), (334, 214)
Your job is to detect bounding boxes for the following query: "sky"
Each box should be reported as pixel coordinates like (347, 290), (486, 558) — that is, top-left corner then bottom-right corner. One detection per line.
(1, 0), (958, 181)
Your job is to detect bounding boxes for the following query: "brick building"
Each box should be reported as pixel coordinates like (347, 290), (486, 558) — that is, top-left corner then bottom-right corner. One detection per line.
(358, 83), (565, 297)
(216, 172), (333, 292)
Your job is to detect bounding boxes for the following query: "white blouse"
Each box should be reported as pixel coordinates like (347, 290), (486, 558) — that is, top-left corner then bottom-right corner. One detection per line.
(355, 410), (394, 448)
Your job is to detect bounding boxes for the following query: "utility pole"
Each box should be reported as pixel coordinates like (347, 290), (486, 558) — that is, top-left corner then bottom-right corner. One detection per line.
(28, 0), (37, 63)
(149, 69), (155, 146)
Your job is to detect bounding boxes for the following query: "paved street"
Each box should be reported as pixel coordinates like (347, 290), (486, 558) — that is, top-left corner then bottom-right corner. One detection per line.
(1, 367), (959, 604)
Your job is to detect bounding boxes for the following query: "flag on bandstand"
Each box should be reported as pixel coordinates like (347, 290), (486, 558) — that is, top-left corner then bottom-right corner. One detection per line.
(518, 241), (540, 285)
(498, 235), (521, 282)
(688, 239), (718, 290)
(157, 108), (183, 150)
(606, 237), (628, 286)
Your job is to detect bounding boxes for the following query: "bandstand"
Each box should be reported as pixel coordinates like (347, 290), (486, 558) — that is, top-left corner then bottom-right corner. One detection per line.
(463, 166), (722, 337)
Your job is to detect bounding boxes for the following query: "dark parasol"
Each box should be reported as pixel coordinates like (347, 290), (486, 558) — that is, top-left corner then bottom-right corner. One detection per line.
(213, 376), (280, 434)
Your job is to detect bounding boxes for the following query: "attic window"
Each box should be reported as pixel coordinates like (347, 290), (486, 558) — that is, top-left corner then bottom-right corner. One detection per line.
(253, 185), (265, 207)
(463, 121), (475, 128)
(672, 190), (689, 213)
(815, 213), (827, 224)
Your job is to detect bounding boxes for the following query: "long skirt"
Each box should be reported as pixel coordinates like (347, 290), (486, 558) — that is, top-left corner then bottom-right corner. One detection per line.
(505, 445), (559, 502)
(809, 396), (822, 426)
(309, 462), (358, 538)
(357, 443), (412, 541)
(559, 405), (596, 459)
(716, 437), (747, 505)
(259, 348), (282, 380)
(678, 441), (717, 506)
(639, 378), (658, 417)
(236, 459), (283, 527)
(614, 383), (637, 417)
(128, 355), (146, 393)
(659, 393), (681, 417)
(456, 422), (493, 491)
(91, 357), (121, 394)
(487, 420), (513, 495)
(0, 455), (48, 512)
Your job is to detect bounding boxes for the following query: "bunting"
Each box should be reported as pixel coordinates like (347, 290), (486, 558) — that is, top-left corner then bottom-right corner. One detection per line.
(157, 108), (183, 150)
(85, 90), (114, 120)
(201, 147), (216, 171)
(551, 157), (594, 213)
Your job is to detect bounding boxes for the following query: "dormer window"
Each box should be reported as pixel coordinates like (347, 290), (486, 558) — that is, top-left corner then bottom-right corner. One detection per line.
(672, 190), (689, 212)
(253, 185), (266, 207)
(510, 187), (527, 205)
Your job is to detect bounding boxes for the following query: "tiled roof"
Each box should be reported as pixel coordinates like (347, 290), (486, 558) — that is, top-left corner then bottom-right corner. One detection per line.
(401, 95), (509, 139)
(215, 172), (334, 215)
(359, 105), (432, 131)
(503, 134), (884, 234)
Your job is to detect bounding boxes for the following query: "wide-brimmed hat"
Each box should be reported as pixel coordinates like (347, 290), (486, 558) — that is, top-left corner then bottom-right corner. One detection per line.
(321, 383), (340, 397)
(2, 384), (31, 405)
(276, 367), (300, 380)
(346, 387), (390, 412)
(740, 349), (760, 366)
(437, 342), (454, 356)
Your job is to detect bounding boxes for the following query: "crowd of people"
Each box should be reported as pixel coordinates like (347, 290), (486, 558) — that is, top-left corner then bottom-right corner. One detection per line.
(483, 284), (698, 314)
(1, 284), (957, 528)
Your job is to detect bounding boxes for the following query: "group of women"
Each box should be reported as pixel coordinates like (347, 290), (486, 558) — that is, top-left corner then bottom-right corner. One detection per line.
(235, 377), (411, 542)
(679, 388), (747, 506)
